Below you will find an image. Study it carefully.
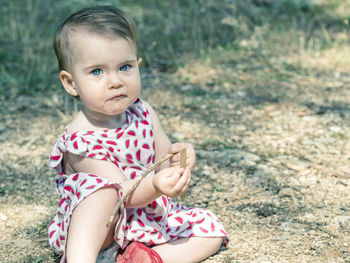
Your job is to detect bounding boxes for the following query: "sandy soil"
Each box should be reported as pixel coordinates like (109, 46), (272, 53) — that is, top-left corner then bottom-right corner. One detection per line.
(1, 58), (350, 262)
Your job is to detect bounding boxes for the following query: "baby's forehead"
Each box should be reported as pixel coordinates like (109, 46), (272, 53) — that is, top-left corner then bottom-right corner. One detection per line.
(68, 28), (136, 50)
(66, 30), (138, 68)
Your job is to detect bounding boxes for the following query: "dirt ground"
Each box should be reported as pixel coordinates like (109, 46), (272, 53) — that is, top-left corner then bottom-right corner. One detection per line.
(1, 50), (350, 262)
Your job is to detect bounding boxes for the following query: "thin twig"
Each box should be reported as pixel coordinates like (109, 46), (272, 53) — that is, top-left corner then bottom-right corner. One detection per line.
(106, 153), (176, 228)
(180, 148), (187, 200)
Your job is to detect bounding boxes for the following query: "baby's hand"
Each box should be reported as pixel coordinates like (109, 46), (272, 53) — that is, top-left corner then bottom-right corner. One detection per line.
(152, 167), (190, 197)
(169, 143), (196, 171)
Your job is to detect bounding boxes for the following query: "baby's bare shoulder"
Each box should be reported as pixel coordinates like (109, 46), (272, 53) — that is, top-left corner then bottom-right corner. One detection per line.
(66, 111), (95, 134)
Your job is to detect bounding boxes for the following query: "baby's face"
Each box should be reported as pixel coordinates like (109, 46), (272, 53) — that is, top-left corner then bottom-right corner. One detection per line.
(68, 32), (142, 121)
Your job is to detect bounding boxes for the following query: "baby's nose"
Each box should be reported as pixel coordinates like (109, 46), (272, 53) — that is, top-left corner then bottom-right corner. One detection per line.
(108, 73), (122, 89)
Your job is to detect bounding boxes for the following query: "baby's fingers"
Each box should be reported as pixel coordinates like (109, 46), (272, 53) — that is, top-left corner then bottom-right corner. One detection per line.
(169, 143), (182, 155)
(173, 168), (190, 194)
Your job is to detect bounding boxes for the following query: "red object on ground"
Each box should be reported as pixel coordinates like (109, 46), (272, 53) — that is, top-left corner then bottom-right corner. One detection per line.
(117, 242), (163, 263)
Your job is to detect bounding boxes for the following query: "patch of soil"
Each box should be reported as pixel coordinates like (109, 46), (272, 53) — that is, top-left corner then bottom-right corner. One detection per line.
(1, 62), (350, 262)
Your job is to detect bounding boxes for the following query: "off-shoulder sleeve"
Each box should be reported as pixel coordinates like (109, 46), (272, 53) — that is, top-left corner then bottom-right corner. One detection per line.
(49, 131), (117, 175)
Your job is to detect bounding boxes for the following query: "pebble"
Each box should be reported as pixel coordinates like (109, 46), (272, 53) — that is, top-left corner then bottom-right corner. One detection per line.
(302, 213), (315, 220)
(0, 213), (7, 221)
(278, 187), (296, 198)
(299, 175), (318, 185)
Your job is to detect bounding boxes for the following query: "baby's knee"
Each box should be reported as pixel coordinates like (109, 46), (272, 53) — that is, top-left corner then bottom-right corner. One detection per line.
(92, 185), (120, 205)
(209, 236), (225, 252)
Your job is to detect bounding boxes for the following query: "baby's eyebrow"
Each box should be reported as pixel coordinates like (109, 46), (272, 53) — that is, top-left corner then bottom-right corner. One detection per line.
(84, 64), (103, 71)
(83, 59), (138, 71)
(122, 59), (137, 64)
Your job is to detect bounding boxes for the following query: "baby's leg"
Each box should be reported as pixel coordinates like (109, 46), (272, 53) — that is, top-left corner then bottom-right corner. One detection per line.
(66, 186), (119, 263)
(152, 236), (224, 263)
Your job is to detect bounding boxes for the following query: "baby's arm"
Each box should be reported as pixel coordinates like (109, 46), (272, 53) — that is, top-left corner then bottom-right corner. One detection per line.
(142, 101), (172, 171)
(143, 101), (196, 171)
(67, 152), (189, 207)
(67, 153), (159, 207)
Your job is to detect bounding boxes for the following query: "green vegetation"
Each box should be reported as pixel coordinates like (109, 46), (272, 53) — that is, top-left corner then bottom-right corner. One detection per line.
(1, 0), (349, 100)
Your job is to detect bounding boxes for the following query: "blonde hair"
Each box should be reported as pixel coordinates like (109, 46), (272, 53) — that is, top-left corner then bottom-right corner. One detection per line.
(53, 6), (137, 71)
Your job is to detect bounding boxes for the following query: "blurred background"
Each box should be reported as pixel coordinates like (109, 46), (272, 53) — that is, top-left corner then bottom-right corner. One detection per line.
(1, 0), (350, 99)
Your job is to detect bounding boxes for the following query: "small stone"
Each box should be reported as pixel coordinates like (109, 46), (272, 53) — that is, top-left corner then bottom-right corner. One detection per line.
(303, 213), (315, 220)
(299, 175), (318, 185)
(0, 213), (7, 221)
(278, 187), (296, 198)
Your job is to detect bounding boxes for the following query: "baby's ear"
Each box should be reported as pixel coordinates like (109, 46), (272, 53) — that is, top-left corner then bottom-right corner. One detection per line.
(59, 70), (79, 97)
(137, 57), (143, 68)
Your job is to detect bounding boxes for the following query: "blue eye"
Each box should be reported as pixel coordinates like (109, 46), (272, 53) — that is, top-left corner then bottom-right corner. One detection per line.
(120, 65), (131, 72)
(91, 69), (102, 76)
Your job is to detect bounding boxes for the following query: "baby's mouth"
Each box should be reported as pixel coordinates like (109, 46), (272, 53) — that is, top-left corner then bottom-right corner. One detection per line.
(109, 94), (126, 101)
